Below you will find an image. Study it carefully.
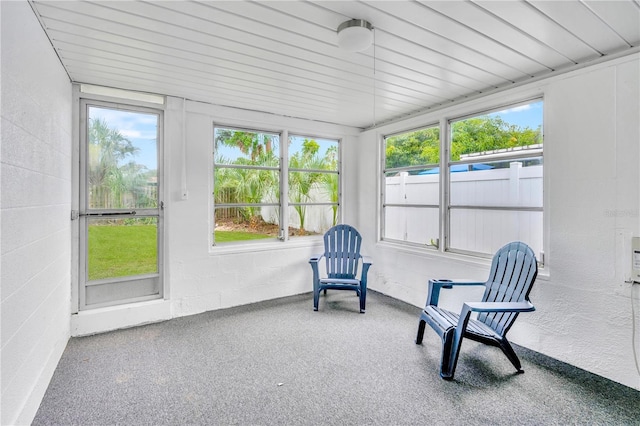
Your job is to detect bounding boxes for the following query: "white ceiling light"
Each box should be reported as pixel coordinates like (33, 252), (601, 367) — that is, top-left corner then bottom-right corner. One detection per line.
(337, 19), (374, 52)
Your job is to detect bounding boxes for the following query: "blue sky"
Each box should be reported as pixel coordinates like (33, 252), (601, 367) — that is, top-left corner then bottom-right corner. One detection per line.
(493, 100), (543, 130)
(90, 100), (542, 170)
(89, 107), (159, 170)
(214, 130), (339, 163)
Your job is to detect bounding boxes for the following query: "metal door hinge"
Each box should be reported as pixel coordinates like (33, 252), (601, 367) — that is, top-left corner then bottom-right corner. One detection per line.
(71, 210), (79, 220)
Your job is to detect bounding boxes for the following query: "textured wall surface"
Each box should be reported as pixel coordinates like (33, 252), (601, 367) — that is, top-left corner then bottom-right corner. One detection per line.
(163, 98), (361, 318)
(1, 2), (72, 424)
(357, 54), (640, 390)
(2, 5), (638, 425)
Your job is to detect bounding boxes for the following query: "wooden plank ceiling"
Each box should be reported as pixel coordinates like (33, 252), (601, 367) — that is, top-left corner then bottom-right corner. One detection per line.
(30, 0), (640, 129)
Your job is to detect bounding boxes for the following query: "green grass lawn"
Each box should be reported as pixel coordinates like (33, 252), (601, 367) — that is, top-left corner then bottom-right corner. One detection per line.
(214, 230), (272, 243)
(88, 225), (272, 280)
(88, 224), (158, 280)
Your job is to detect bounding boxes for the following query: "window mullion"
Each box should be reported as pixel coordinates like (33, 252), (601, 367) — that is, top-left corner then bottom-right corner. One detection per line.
(440, 117), (449, 253)
(281, 130), (288, 241)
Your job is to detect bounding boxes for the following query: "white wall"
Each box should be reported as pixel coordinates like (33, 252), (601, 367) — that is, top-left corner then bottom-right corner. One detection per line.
(164, 98), (361, 318)
(1, 2), (72, 424)
(2, 5), (636, 422)
(354, 54), (640, 390)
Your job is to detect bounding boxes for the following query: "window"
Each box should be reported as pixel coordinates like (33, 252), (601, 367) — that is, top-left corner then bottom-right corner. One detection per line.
(448, 100), (543, 258)
(288, 135), (340, 236)
(213, 127), (339, 244)
(381, 99), (544, 261)
(213, 127), (281, 243)
(382, 125), (440, 246)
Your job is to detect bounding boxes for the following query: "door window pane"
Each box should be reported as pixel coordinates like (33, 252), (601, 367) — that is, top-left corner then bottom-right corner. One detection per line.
(88, 107), (158, 209)
(88, 217), (158, 281)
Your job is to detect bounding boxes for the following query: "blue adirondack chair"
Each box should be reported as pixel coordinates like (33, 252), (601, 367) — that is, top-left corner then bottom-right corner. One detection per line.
(309, 225), (372, 313)
(416, 241), (538, 380)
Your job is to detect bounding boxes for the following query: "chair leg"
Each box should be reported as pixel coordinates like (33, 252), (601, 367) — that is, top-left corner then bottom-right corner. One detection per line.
(313, 287), (320, 311)
(359, 285), (366, 313)
(442, 307), (473, 380)
(415, 318), (426, 344)
(499, 337), (524, 373)
(440, 328), (456, 380)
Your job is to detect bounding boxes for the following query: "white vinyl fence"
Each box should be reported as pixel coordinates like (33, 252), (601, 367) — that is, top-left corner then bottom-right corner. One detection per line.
(261, 162), (543, 256)
(384, 162), (543, 256)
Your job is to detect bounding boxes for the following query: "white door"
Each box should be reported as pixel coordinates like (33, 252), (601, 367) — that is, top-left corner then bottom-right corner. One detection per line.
(79, 100), (163, 309)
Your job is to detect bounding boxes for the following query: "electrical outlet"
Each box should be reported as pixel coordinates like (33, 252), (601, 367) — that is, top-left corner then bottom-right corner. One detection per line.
(632, 236), (640, 283)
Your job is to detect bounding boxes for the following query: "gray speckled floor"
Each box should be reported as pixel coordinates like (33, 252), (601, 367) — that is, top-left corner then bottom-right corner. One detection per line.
(34, 291), (640, 425)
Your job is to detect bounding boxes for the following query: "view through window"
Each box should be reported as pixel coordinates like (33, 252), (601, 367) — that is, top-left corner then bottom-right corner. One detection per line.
(382, 125), (440, 246)
(213, 127), (339, 244)
(288, 135), (340, 237)
(382, 99), (544, 260)
(448, 100), (543, 257)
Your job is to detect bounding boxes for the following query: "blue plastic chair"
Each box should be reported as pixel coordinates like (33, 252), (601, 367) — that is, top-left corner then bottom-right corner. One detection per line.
(416, 241), (538, 380)
(309, 225), (372, 313)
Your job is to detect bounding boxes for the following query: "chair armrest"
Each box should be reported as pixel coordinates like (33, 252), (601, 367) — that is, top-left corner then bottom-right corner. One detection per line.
(436, 279), (486, 288)
(452, 300), (535, 348)
(309, 254), (324, 264)
(360, 256), (372, 286)
(426, 279), (486, 306)
(464, 301), (535, 313)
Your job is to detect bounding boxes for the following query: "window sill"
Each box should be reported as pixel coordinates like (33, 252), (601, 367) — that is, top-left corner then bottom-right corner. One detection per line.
(376, 239), (550, 279)
(377, 239), (490, 266)
(209, 235), (324, 255)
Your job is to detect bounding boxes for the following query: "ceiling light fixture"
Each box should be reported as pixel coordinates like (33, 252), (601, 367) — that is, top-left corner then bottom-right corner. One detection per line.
(337, 19), (374, 52)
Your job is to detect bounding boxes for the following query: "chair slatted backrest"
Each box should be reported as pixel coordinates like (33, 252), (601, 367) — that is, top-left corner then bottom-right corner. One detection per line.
(478, 241), (538, 336)
(324, 225), (362, 279)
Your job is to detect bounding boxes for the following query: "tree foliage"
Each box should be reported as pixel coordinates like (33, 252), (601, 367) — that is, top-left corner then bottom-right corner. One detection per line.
(385, 127), (440, 169)
(385, 116), (541, 169)
(214, 131), (339, 233)
(450, 116), (541, 161)
(88, 118), (152, 209)
(289, 138), (327, 233)
(215, 129), (274, 163)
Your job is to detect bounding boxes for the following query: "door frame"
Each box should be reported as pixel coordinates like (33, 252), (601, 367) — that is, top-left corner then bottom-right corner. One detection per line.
(72, 86), (166, 312)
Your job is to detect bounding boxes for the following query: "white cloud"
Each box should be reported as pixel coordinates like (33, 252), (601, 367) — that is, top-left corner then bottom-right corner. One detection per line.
(90, 107), (158, 141)
(497, 104), (531, 115)
(120, 129), (143, 138)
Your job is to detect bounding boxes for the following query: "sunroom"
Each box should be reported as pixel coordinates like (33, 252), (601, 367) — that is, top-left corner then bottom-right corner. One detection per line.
(2, 1), (640, 424)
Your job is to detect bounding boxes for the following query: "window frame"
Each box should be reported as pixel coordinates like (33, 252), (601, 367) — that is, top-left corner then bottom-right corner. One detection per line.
(287, 133), (341, 238)
(212, 125), (282, 245)
(381, 124), (441, 248)
(380, 97), (545, 264)
(212, 125), (342, 247)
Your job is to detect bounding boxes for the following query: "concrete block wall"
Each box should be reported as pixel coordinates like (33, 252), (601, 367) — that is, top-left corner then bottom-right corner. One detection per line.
(164, 98), (361, 319)
(355, 53), (640, 390)
(1, 2), (72, 424)
(1, 4), (638, 425)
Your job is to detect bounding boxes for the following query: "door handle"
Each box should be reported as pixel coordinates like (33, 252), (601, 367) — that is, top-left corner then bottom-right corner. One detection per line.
(81, 211), (137, 217)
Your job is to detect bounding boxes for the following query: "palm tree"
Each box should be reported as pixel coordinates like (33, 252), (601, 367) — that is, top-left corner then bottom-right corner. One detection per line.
(214, 130), (280, 227)
(214, 130), (273, 162)
(214, 150), (278, 225)
(323, 173), (339, 227)
(88, 117), (141, 209)
(288, 139), (326, 234)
